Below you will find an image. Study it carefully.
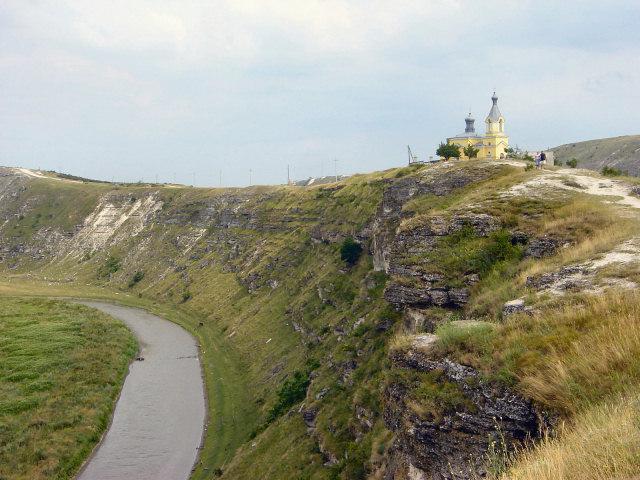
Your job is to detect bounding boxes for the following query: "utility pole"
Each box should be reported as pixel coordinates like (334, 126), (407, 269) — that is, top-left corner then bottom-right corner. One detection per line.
(333, 158), (338, 183)
(287, 164), (290, 185)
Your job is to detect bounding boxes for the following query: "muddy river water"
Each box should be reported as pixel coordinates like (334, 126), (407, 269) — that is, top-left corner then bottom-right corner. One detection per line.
(76, 302), (206, 480)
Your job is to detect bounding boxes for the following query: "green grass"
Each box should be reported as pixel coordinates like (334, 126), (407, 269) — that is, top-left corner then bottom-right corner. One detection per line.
(0, 297), (136, 480)
(0, 279), (259, 479)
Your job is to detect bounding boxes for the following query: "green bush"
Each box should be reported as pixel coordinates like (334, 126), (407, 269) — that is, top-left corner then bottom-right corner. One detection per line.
(128, 271), (144, 288)
(524, 163), (534, 172)
(476, 230), (523, 274)
(437, 227), (522, 280)
(566, 158), (578, 168)
(97, 255), (120, 278)
(267, 370), (311, 422)
(463, 144), (480, 159)
(340, 237), (363, 266)
(602, 165), (622, 177)
(436, 142), (461, 160)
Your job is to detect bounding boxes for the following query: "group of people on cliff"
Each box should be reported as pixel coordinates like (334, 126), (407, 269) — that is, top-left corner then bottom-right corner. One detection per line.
(535, 151), (547, 169)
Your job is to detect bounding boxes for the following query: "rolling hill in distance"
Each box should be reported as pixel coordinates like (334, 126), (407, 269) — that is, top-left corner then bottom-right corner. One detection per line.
(551, 134), (640, 175)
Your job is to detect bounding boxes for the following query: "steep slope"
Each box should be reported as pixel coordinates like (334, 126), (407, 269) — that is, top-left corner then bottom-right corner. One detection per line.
(2, 162), (640, 479)
(551, 134), (640, 174)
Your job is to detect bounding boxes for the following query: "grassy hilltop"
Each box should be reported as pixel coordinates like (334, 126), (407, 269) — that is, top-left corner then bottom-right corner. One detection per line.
(1, 160), (640, 479)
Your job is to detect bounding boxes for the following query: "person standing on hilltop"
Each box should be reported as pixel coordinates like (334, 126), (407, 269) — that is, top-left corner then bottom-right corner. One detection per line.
(540, 151), (547, 168)
(535, 152), (542, 169)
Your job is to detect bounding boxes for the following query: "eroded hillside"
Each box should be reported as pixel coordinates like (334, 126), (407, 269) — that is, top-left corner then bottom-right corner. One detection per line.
(2, 161), (640, 479)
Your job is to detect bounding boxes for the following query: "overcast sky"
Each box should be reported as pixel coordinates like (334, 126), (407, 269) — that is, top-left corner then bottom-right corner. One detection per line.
(1, 1), (639, 186)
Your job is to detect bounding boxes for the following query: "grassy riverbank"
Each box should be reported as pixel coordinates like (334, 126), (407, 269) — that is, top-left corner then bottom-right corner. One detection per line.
(0, 297), (136, 480)
(0, 279), (259, 478)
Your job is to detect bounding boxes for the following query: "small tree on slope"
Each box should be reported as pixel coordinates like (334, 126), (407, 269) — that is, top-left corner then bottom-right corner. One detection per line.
(463, 144), (480, 159)
(436, 142), (461, 160)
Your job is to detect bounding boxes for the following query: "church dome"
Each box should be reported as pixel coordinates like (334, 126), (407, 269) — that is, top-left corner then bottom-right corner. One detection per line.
(486, 92), (502, 122)
(464, 112), (475, 133)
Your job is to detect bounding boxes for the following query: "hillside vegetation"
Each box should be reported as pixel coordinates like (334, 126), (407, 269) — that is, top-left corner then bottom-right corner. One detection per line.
(0, 298), (136, 480)
(551, 134), (640, 175)
(1, 161), (640, 479)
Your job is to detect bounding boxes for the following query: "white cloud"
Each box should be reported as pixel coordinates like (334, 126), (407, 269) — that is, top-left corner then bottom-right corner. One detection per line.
(2, 0), (469, 65)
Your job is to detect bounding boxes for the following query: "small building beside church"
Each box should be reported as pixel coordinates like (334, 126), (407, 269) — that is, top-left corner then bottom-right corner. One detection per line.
(447, 92), (509, 160)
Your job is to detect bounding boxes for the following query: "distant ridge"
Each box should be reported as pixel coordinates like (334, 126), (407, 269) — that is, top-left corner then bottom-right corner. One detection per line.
(551, 134), (640, 176)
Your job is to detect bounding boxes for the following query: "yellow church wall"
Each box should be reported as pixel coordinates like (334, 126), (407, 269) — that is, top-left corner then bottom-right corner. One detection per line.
(446, 135), (509, 160)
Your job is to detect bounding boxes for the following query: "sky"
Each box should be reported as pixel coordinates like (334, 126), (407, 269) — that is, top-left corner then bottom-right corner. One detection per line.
(1, 1), (639, 186)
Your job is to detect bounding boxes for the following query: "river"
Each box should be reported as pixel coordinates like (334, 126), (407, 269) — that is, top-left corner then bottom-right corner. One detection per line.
(76, 302), (206, 480)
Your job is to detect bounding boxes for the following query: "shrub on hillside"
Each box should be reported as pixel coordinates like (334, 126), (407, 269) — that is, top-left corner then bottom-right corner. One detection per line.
(267, 371), (311, 422)
(566, 158), (578, 168)
(97, 255), (120, 278)
(438, 227), (523, 281)
(128, 271), (144, 288)
(340, 237), (363, 266)
(475, 230), (523, 274)
(601, 165), (622, 177)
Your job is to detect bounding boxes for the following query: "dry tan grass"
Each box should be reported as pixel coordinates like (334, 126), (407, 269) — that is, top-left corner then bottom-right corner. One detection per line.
(389, 333), (414, 352)
(518, 198), (639, 282)
(516, 293), (640, 413)
(502, 393), (640, 480)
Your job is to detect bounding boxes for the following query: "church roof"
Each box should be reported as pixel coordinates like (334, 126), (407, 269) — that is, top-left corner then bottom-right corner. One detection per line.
(450, 133), (483, 139)
(486, 92), (502, 122)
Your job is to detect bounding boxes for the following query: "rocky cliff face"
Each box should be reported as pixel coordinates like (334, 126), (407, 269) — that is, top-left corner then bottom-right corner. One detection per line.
(364, 164), (546, 479)
(382, 338), (542, 479)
